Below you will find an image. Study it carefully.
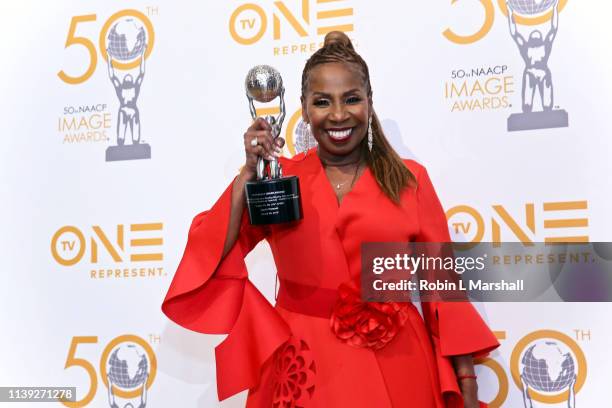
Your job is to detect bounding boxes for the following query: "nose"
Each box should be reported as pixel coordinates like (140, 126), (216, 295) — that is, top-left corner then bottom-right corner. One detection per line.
(329, 102), (349, 123)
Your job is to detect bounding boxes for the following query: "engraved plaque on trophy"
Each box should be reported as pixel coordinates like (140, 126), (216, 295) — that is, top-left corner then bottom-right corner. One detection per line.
(244, 65), (303, 225)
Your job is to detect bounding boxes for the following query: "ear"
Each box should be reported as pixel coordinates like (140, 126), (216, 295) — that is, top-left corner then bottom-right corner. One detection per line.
(300, 95), (308, 123)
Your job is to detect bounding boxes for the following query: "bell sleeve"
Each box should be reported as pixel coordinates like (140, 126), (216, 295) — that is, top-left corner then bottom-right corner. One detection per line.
(161, 180), (291, 401)
(413, 165), (500, 407)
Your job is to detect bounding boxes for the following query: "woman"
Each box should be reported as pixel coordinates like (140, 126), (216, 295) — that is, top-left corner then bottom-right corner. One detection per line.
(162, 32), (499, 407)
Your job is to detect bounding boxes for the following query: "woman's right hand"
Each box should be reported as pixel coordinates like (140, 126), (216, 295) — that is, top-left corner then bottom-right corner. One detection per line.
(243, 117), (283, 178)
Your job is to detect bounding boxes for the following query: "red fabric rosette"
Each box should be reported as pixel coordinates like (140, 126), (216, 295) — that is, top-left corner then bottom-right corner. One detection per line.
(330, 283), (409, 350)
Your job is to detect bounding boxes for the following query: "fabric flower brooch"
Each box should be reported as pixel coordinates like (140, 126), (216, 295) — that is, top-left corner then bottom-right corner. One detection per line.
(330, 282), (409, 350)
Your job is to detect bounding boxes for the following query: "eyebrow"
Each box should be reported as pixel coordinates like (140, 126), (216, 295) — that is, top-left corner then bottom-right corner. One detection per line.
(311, 89), (362, 97)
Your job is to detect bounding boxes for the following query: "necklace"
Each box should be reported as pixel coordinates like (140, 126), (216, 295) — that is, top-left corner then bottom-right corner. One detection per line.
(333, 162), (361, 190)
(317, 148), (363, 190)
(335, 180), (350, 190)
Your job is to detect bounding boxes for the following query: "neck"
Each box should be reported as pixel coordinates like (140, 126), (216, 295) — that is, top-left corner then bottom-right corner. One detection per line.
(317, 147), (363, 167)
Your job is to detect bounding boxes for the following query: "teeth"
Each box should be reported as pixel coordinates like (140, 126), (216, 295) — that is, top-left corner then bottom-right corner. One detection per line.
(327, 128), (352, 139)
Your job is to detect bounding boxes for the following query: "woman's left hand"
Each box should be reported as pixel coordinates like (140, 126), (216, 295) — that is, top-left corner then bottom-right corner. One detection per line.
(459, 378), (480, 408)
(453, 354), (481, 408)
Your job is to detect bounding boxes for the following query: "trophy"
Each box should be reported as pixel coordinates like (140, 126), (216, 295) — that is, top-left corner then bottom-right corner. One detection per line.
(244, 65), (303, 225)
(505, 0), (568, 131)
(104, 18), (151, 162)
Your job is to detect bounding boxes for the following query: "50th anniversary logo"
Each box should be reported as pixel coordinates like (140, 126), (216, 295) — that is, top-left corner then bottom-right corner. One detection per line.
(59, 334), (158, 408)
(475, 328), (587, 408)
(443, 0), (569, 132)
(57, 9), (157, 160)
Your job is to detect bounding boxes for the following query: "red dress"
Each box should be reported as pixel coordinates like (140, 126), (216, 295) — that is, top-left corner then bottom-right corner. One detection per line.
(162, 149), (499, 407)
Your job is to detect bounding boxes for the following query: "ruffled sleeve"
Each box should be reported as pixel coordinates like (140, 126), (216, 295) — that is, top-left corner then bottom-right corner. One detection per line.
(413, 165), (499, 407)
(161, 180), (291, 401)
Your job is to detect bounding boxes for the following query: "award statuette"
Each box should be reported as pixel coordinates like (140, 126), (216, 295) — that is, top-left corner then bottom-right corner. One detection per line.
(244, 65), (303, 225)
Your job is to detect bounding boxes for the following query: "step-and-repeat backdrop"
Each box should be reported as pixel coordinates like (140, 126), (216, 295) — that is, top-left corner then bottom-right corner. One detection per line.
(1, 1), (611, 407)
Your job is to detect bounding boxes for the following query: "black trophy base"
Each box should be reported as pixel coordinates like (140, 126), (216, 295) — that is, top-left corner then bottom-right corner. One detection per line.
(245, 176), (302, 225)
(106, 143), (151, 161)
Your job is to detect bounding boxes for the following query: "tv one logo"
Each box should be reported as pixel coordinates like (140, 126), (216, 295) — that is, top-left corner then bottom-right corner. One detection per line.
(51, 223), (164, 266)
(446, 200), (589, 244)
(229, 0), (354, 54)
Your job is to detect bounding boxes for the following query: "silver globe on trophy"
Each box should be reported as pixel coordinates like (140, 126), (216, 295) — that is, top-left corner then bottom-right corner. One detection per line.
(244, 65), (302, 225)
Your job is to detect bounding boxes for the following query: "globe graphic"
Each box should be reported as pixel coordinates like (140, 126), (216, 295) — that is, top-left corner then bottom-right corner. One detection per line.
(508, 0), (556, 16)
(521, 341), (575, 392)
(107, 18), (146, 62)
(108, 344), (149, 389)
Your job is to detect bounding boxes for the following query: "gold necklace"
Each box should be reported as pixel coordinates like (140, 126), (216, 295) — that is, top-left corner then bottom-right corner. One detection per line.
(333, 162), (361, 190)
(317, 148), (364, 190)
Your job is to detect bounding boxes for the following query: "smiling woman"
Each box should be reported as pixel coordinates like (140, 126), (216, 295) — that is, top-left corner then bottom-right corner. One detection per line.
(300, 32), (415, 205)
(162, 31), (499, 408)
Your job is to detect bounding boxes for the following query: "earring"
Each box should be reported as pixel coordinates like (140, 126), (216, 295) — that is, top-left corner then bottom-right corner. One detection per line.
(295, 120), (313, 154)
(305, 123), (311, 152)
(367, 117), (373, 152)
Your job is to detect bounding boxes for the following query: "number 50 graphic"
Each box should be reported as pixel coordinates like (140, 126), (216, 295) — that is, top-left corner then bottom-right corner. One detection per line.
(60, 335), (157, 407)
(443, 0), (568, 44)
(58, 9), (155, 85)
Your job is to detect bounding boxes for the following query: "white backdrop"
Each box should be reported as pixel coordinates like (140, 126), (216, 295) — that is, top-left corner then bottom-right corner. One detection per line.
(1, 1), (611, 407)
